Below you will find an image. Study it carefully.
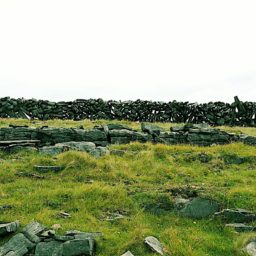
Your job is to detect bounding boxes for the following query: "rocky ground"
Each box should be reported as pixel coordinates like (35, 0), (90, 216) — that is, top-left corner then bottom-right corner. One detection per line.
(0, 119), (255, 255)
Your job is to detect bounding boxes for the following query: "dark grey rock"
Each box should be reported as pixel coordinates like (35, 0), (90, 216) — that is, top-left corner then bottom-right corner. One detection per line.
(110, 149), (126, 156)
(141, 123), (164, 135)
(35, 241), (63, 256)
(225, 223), (256, 232)
(0, 233), (35, 256)
(22, 221), (46, 244)
(61, 238), (94, 256)
(0, 221), (19, 236)
(215, 209), (256, 223)
(179, 198), (219, 219)
(34, 165), (64, 173)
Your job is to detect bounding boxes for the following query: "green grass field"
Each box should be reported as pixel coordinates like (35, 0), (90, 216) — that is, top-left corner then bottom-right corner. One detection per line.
(0, 118), (256, 255)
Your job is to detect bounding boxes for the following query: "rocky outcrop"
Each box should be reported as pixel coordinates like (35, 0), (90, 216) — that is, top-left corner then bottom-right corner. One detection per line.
(0, 221), (96, 256)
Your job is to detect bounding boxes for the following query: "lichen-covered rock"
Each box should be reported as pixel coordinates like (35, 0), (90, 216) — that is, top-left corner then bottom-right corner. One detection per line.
(121, 251), (134, 256)
(141, 123), (164, 135)
(244, 238), (256, 256)
(61, 239), (94, 256)
(144, 236), (164, 255)
(0, 221), (19, 237)
(0, 233), (35, 256)
(35, 241), (63, 256)
(179, 198), (219, 219)
(109, 129), (152, 144)
(39, 141), (108, 157)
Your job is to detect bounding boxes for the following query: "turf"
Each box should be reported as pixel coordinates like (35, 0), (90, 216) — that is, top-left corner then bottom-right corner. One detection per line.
(0, 118), (255, 255)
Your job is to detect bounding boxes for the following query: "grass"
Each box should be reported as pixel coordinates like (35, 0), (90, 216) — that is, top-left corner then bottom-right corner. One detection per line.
(0, 118), (256, 255)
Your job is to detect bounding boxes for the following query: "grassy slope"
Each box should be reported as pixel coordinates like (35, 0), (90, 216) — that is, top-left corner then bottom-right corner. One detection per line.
(0, 118), (256, 255)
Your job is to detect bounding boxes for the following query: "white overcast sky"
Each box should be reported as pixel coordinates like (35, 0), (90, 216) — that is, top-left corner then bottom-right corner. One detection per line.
(0, 0), (256, 103)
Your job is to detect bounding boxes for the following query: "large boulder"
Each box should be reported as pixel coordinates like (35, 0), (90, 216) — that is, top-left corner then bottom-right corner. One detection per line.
(179, 198), (219, 219)
(0, 233), (35, 256)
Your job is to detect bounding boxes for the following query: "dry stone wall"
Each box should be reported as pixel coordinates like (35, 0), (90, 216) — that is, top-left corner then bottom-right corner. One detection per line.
(1, 123), (255, 154)
(0, 96), (256, 126)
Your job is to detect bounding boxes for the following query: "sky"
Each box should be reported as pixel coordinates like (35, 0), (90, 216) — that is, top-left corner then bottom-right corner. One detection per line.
(0, 0), (256, 103)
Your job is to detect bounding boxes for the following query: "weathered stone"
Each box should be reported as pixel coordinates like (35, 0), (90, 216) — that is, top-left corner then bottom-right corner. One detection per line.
(22, 221), (46, 243)
(174, 198), (190, 210)
(0, 233), (35, 256)
(65, 230), (103, 238)
(144, 236), (164, 255)
(39, 141), (109, 157)
(0, 221), (19, 236)
(121, 251), (135, 256)
(61, 238), (94, 256)
(141, 123), (164, 135)
(35, 241), (63, 256)
(109, 129), (152, 144)
(110, 149), (126, 156)
(215, 209), (256, 223)
(34, 165), (64, 173)
(39, 145), (66, 155)
(179, 198), (219, 219)
(107, 123), (133, 131)
(0, 205), (12, 211)
(225, 223), (256, 232)
(244, 239), (256, 256)
(57, 212), (71, 218)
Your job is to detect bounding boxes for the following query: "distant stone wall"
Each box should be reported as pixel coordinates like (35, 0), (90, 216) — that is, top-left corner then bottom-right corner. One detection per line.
(0, 96), (255, 126)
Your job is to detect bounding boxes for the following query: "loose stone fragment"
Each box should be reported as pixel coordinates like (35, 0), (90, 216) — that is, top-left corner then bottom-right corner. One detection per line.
(121, 251), (135, 256)
(57, 211), (71, 218)
(144, 236), (164, 255)
(215, 209), (256, 223)
(0, 205), (12, 211)
(244, 238), (256, 256)
(225, 223), (256, 232)
(34, 165), (64, 173)
(0, 221), (19, 236)
(179, 198), (219, 219)
(110, 149), (126, 156)
(16, 172), (45, 179)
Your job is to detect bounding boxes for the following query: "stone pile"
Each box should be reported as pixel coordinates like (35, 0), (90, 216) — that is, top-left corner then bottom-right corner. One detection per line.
(0, 221), (96, 256)
(0, 96), (256, 126)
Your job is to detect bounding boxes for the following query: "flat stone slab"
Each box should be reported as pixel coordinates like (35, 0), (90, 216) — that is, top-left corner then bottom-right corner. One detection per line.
(121, 251), (135, 256)
(144, 236), (164, 255)
(215, 209), (256, 223)
(34, 165), (64, 172)
(225, 223), (256, 232)
(0, 221), (19, 236)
